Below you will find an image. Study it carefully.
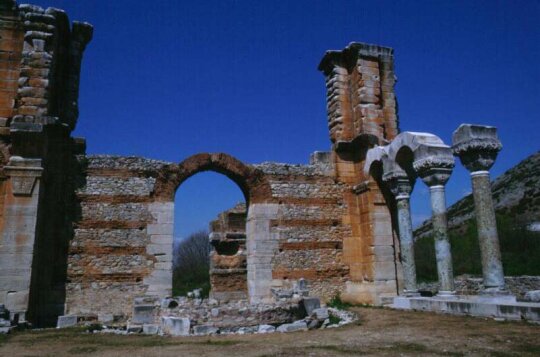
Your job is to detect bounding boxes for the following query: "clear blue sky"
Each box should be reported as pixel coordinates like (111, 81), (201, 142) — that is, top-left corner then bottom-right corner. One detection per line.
(31, 0), (540, 237)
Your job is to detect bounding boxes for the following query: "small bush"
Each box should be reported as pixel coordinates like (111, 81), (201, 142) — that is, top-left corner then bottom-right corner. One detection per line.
(327, 293), (352, 310)
(328, 314), (342, 325)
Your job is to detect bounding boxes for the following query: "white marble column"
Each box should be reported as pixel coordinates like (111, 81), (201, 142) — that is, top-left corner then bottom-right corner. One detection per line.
(383, 168), (418, 296)
(414, 149), (456, 296)
(453, 124), (507, 295)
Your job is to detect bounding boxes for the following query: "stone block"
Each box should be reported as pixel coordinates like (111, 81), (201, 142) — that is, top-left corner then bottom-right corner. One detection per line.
(161, 316), (190, 336)
(146, 244), (171, 255)
(143, 324), (160, 335)
(193, 325), (219, 335)
(276, 320), (308, 333)
(524, 290), (540, 303)
(127, 324), (142, 333)
(300, 297), (320, 316)
(57, 315), (77, 328)
(132, 305), (155, 324)
(311, 307), (329, 320)
(307, 319), (321, 330)
(150, 235), (173, 245)
(5, 291), (29, 311)
(146, 224), (173, 235)
(257, 324), (275, 333)
(373, 261), (397, 281)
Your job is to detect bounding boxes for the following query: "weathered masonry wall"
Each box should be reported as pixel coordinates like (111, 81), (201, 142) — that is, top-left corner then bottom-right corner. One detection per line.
(209, 203), (248, 302)
(66, 156), (173, 319)
(254, 153), (351, 301)
(0, 1), (92, 327)
(0, 0), (406, 327)
(318, 43), (402, 304)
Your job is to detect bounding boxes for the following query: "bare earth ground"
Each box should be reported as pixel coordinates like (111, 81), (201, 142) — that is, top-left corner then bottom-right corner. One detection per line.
(0, 307), (538, 357)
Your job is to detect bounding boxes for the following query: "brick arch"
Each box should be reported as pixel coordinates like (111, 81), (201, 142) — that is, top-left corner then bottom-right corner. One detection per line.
(154, 152), (273, 204)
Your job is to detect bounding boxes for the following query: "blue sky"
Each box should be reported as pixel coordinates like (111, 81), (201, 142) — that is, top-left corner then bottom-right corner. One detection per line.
(31, 0), (540, 237)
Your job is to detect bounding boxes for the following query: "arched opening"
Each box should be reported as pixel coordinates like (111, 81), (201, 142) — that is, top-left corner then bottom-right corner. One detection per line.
(173, 171), (246, 300)
(151, 153), (274, 303)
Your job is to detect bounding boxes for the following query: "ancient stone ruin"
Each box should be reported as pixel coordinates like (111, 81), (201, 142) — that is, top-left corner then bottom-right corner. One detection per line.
(0, 0), (538, 333)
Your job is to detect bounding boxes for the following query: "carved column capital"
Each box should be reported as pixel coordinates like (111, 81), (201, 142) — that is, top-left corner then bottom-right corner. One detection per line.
(383, 170), (413, 199)
(452, 124), (502, 172)
(414, 155), (455, 187)
(4, 156), (43, 196)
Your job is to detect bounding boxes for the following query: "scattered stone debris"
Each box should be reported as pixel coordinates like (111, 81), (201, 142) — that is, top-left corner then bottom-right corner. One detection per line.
(84, 295), (357, 336)
(0, 305), (13, 334)
(524, 290), (540, 303)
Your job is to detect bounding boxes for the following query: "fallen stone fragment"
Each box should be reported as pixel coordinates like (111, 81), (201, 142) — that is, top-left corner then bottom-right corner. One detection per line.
(307, 319), (321, 330)
(311, 307), (329, 320)
(161, 317), (190, 336)
(300, 297), (320, 316)
(257, 324), (276, 333)
(0, 326), (12, 334)
(193, 325), (219, 335)
(524, 290), (540, 302)
(132, 305), (155, 324)
(142, 324), (159, 334)
(57, 315), (77, 328)
(276, 320), (308, 333)
(127, 324), (142, 333)
(237, 326), (257, 334)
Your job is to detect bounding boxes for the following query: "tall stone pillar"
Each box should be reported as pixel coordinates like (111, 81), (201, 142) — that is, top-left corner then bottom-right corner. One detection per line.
(382, 163), (418, 296)
(414, 148), (455, 295)
(452, 124), (507, 294)
(1, 156), (43, 322)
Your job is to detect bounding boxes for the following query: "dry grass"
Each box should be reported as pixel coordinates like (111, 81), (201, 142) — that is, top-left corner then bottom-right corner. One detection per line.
(1, 307), (538, 356)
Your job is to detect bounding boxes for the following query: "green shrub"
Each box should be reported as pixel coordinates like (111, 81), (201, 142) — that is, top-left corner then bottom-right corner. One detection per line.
(414, 213), (540, 282)
(327, 293), (352, 310)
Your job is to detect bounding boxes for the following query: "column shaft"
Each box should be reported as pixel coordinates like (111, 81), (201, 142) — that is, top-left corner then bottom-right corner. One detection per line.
(429, 185), (455, 293)
(471, 171), (505, 290)
(396, 195), (417, 294)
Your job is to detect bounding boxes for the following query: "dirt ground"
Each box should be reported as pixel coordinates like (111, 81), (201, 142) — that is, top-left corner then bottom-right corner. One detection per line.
(0, 307), (538, 356)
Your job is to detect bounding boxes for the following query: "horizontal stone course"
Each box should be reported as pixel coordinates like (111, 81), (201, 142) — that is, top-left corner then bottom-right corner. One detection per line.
(77, 176), (156, 196)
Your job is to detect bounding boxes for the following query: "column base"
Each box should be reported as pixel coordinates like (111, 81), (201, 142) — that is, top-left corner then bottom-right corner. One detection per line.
(436, 290), (456, 299)
(402, 290), (421, 297)
(478, 287), (516, 303)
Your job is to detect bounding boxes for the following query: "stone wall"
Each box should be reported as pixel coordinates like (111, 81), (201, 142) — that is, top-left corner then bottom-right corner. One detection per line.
(0, 1), (92, 327)
(0, 0), (406, 327)
(254, 155), (350, 301)
(318, 43), (402, 304)
(65, 156), (172, 319)
(209, 203), (248, 301)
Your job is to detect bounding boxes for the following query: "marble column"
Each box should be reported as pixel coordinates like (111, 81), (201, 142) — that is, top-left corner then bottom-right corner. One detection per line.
(452, 124), (506, 294)
(414, 148), (456, 295)
(383, 166), (418, 296)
